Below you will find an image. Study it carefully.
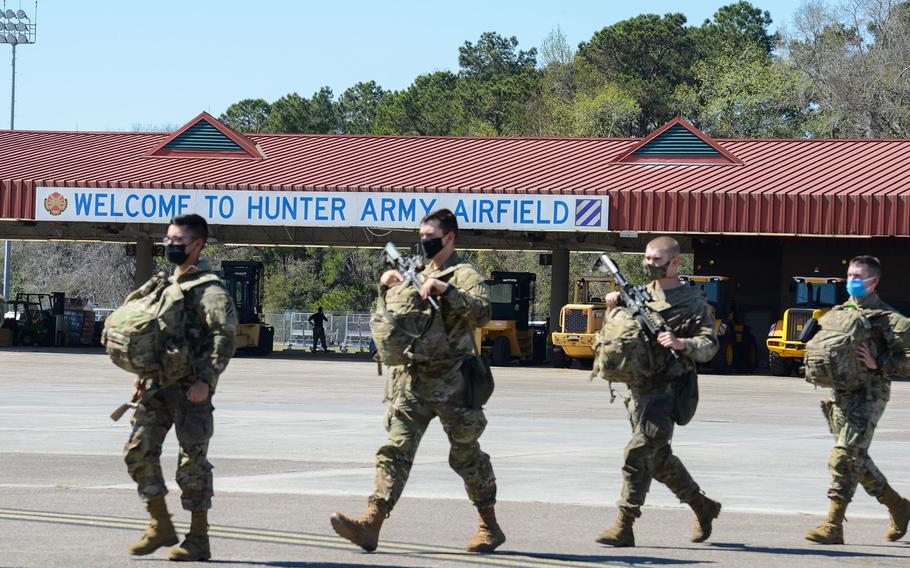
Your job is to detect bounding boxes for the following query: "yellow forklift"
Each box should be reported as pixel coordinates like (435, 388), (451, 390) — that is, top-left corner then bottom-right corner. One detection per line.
(221, 261), (274, 355)
(766, 276), (847, 376)
(551, 277), (616, 368)
(479, 271), (548, 365)
(680, 276), (758, 373)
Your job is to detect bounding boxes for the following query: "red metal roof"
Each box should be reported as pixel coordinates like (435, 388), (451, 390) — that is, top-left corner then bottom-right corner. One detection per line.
(1, 119), (909, 236)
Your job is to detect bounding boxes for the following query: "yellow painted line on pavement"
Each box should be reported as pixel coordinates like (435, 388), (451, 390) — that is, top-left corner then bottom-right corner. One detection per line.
(0, 507), (625, 568)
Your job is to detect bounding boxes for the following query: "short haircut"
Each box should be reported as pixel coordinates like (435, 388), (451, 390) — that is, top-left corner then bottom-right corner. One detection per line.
(646, 236), (680, 257)
(849, 255), (882, 277)
(421, 208), (459, 236)
(171, 214), (208, 243)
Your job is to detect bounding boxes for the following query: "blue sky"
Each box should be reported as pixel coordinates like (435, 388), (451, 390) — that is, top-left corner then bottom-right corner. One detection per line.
(1, 0), (805, 132)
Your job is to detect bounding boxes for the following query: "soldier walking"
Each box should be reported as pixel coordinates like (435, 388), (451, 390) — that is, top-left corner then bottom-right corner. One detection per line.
(597, 236), (722, 547)
(120, 214), (237, 561)
(330, 209), (505, 553)
(805, 256), (910, 544)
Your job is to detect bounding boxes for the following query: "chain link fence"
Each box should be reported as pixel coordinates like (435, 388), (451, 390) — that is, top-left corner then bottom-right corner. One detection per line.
(263, 311), (373, 352)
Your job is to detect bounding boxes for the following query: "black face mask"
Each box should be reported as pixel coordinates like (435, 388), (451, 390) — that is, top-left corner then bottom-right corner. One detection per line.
(642, 258), (672, 280)
(166, 244), (190, 265)
(420, 236), (445, 259)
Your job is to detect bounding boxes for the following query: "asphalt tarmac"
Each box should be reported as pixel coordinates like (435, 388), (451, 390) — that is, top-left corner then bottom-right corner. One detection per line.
(1, 348), (909, 567)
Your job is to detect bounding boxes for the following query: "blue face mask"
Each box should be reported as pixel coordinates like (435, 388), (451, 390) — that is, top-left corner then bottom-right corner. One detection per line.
(846, 278), (871, 298)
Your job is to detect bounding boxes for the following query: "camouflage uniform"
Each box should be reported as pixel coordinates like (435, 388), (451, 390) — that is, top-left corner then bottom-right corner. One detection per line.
(618, 283), (719, 518)
(821, 292), (910, 504)
(372, 254), (495, 509)
(124, 258), (237, 511)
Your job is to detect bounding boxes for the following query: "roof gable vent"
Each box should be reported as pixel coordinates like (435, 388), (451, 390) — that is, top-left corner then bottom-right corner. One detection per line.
(147, 112), (262, 159)
(614, 117), (741, 164)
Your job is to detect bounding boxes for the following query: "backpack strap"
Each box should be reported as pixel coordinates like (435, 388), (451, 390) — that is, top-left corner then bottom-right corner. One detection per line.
(177, 273), (222, 293)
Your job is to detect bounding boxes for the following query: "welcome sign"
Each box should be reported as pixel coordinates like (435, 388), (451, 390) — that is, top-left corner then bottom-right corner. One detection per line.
(36, 187), (609, 232)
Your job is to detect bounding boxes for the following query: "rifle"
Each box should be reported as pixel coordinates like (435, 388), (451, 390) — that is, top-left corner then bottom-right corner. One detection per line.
(594, 254), (680, 361)
(110, 401), (138, 422)
(381, 242), (439, 311)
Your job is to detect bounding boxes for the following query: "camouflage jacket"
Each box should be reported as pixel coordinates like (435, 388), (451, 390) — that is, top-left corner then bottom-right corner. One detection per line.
(405, 254), (490, 379)
(645, 281), (719, 377)
(838, 292), (910, 398)
(168, 258), (238, 391)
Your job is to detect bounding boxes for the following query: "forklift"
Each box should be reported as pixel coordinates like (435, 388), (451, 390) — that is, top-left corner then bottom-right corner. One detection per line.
(680, 276), (758, 373)
(1, 292), (65, 347)
(220, 261), (274, 355)
(479, 271), (548, 366)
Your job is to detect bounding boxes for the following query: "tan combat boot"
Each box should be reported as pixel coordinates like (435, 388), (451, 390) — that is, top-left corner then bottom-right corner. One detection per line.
(330, 498), (391, 552)
(167, 510), (211, 562)
(595, 512), (635, 547)
(688, 493), (722, 543)
(879, 484), (910, 541)
(466, 506), (506, 553)
(805, 499), (847, 544)
(128, 497), (179, 556)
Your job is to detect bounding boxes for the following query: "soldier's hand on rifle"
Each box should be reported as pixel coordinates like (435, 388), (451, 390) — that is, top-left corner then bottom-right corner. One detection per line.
(132, 378), (146, 402)
(605, 291), (621, 308)
(380, 269), (403, 286)
(420, 278), (450, 299)
(657, 330), (686, 352)
(856, 342), (878, 370)
(186, 379), (210, 403)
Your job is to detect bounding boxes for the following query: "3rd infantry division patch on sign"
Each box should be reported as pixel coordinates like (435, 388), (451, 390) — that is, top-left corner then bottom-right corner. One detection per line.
(575, 198), (602, 227)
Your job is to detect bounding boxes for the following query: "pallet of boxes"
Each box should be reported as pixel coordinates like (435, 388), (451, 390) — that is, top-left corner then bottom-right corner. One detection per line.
(63, 298), (96, 347)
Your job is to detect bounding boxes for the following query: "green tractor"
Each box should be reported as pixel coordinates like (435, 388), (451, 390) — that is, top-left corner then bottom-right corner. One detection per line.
(3, 293), (63, 346)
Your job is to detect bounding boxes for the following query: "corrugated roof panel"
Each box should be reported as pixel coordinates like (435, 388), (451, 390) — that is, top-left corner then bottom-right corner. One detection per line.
(1, 124), (909, 235)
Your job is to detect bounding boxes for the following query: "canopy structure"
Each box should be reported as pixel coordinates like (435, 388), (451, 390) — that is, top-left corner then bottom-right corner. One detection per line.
(2, 113), (909, 336)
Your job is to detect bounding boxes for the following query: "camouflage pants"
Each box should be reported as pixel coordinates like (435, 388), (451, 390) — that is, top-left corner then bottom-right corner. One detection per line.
(618, 381), (701, 518)
(823, 389), (889, 503)
(372, 367), (496, 509)
(123, 384), (215, 511)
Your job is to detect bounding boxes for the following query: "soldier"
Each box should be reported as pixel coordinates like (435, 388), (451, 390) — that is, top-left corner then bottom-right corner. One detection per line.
(122, 214), (237, 561)
(805, 255), (910, 544)
(330, 209), (505, 553)
(597, 236), (721, 547)
(308, 306), (329, 352)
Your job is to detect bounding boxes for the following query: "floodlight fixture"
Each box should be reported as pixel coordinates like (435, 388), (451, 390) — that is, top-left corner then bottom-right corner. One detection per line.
(16, 22), (26, 31)
(4, 23), (13, 31)
(6, 34), (16, 45)
(0, 36), (5, 44)
(4, 9), (13, 18)
(16, 9), (27, 19)
(17, 34), (26, 44)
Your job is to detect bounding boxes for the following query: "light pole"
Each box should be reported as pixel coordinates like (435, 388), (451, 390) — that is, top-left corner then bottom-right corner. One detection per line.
(1, 3), (36, 304)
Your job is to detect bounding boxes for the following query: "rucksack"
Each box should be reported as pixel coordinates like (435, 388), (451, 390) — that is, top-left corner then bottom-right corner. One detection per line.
(590, 307), (671, 385)
(371, 266), (458, 366)
(804, 305), (886, 391)
(102, 271), (221, 383)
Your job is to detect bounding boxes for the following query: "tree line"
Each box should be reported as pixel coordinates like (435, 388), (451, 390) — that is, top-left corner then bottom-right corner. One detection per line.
(5, 0), (907, 316)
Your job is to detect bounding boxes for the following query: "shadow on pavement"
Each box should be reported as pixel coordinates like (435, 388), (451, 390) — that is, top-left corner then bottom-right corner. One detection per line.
(409, 549), (713, 565)
(707, 542), (906, 558)
(203, 562), (414, 568)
